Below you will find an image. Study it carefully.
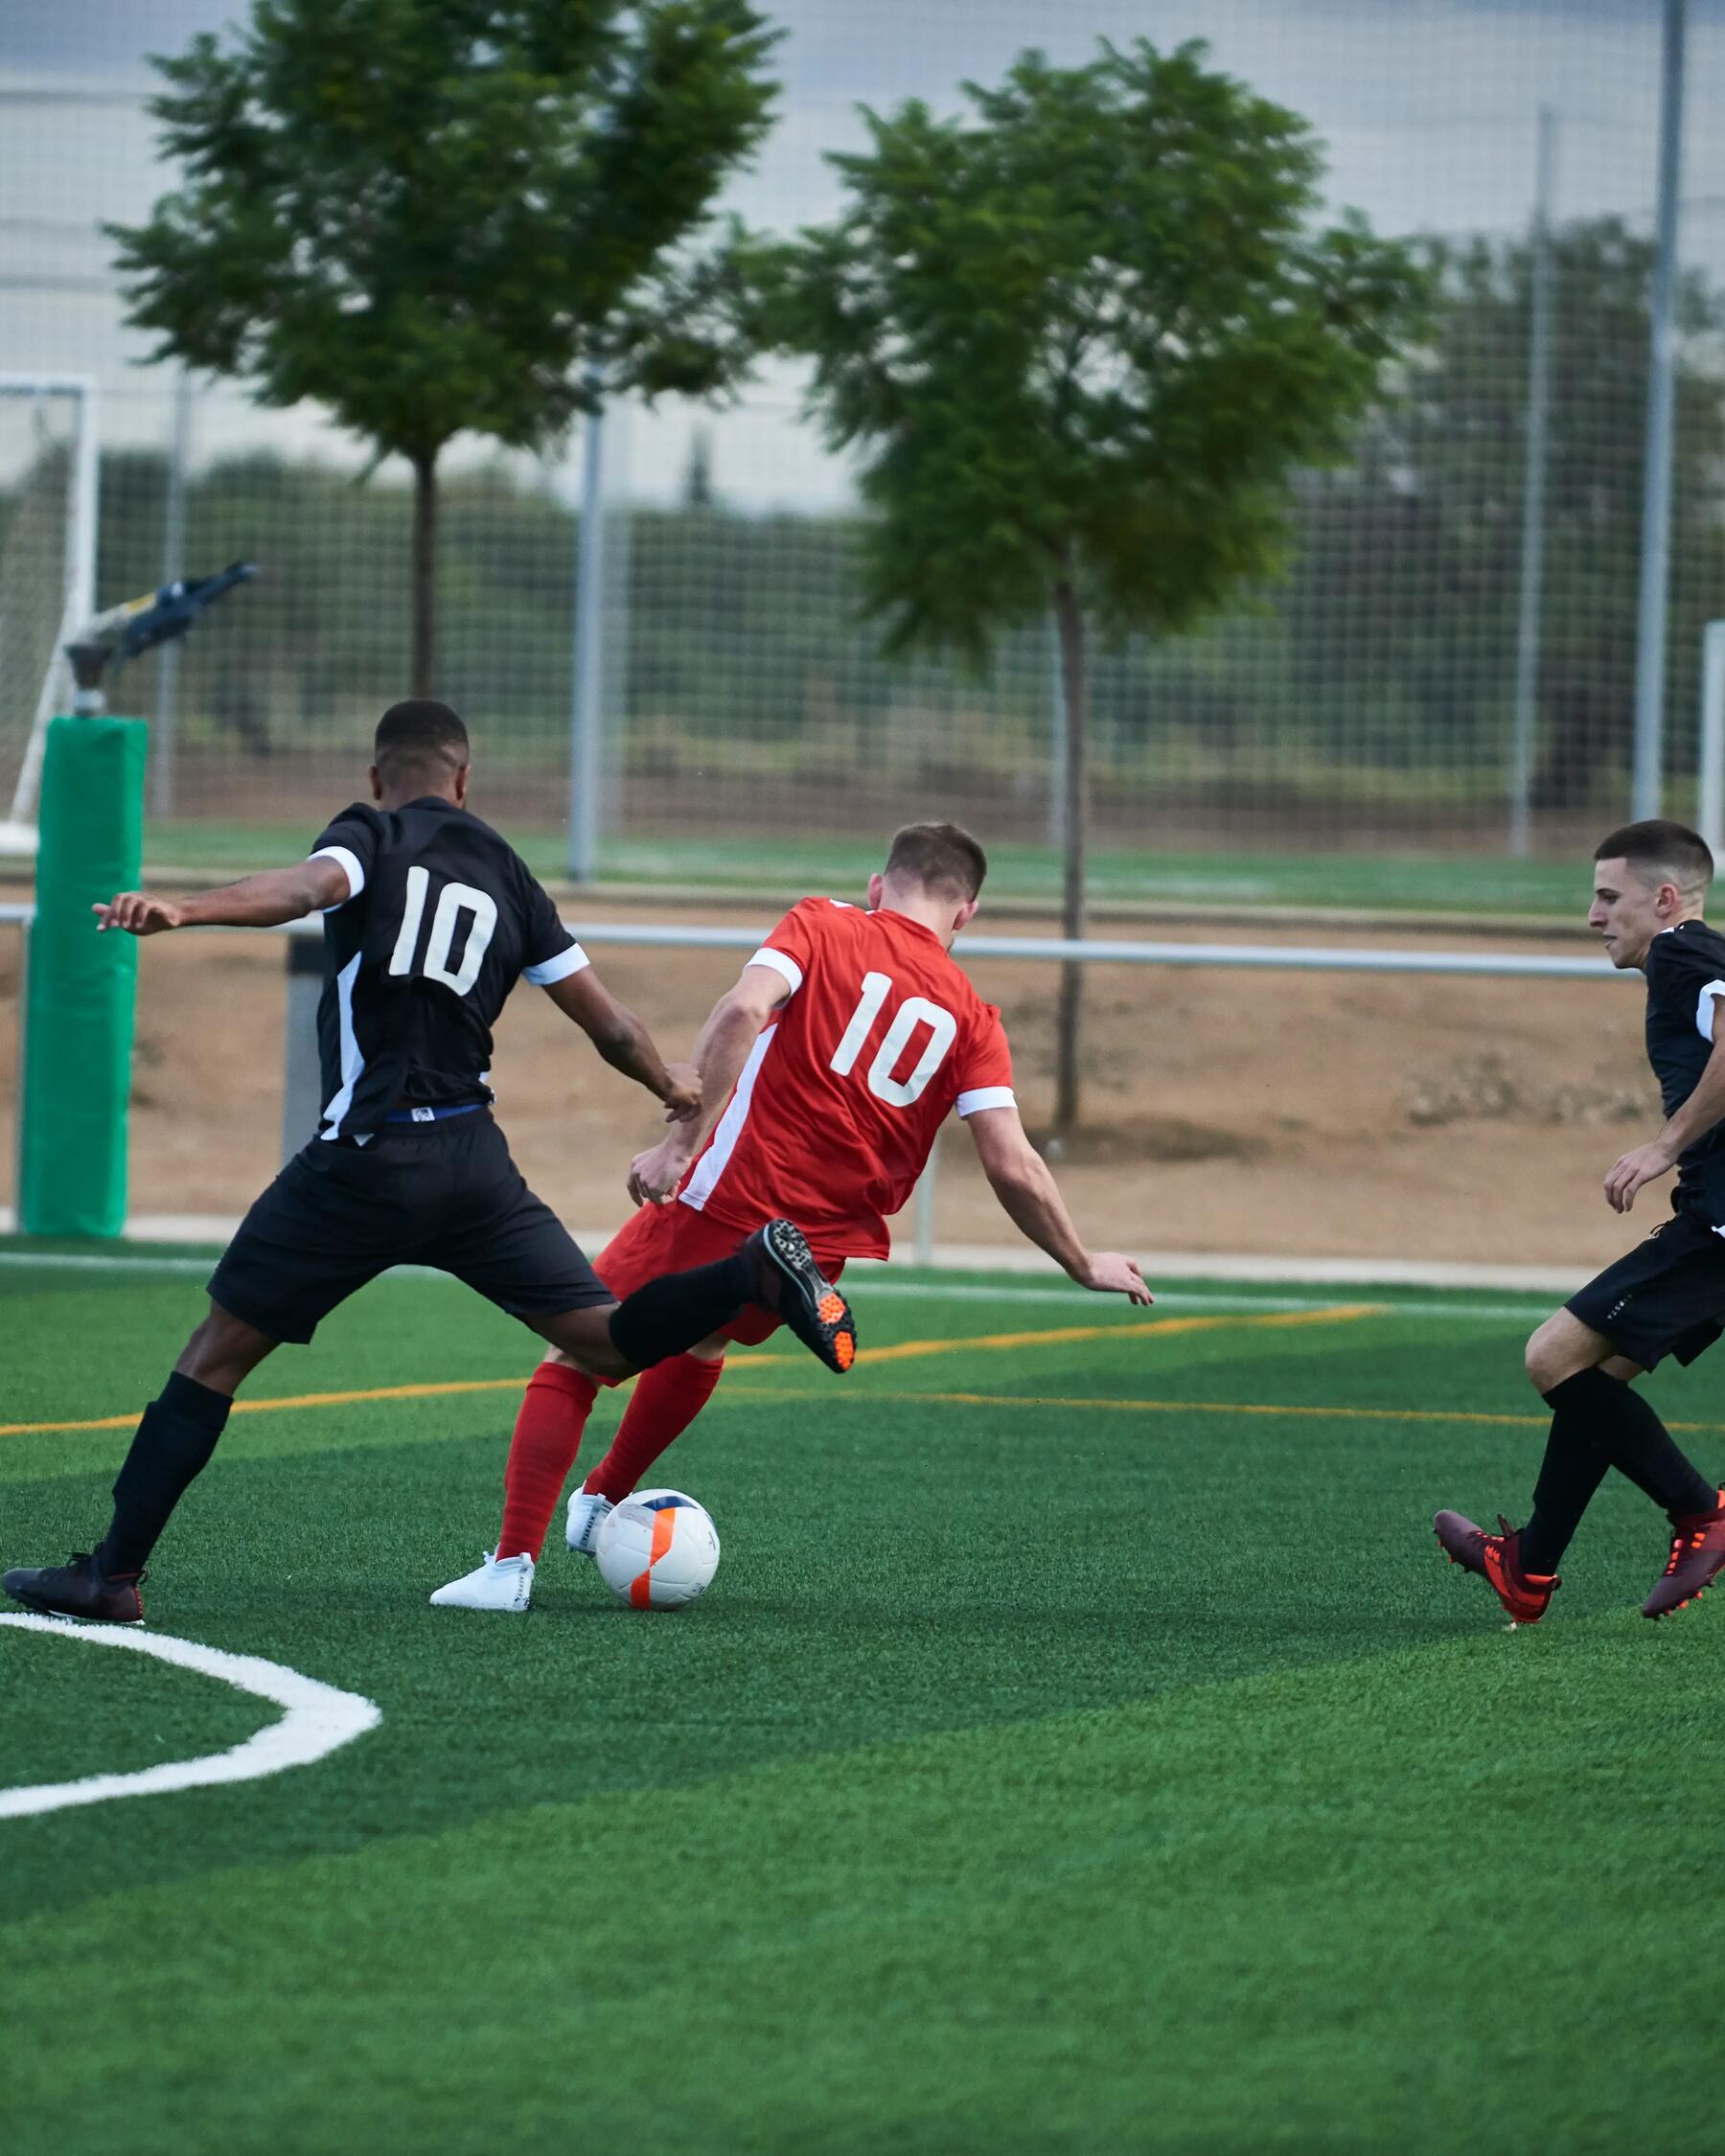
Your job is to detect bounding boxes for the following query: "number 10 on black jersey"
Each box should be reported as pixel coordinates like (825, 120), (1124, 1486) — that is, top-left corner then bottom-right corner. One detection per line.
(388, 865), (498, 998)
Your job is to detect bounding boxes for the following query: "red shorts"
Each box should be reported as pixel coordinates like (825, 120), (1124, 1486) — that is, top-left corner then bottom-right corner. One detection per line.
(596, 1202), (849, 1350)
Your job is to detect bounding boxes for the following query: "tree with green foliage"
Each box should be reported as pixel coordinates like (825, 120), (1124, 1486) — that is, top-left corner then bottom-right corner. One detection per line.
(111, 0), (777, 695)
(758, 38), (1429, 1127)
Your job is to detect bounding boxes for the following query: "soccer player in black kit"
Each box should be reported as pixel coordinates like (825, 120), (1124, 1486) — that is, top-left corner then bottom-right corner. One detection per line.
(1437, 819), (1725, 1623)
(3, 700), (856, 1623)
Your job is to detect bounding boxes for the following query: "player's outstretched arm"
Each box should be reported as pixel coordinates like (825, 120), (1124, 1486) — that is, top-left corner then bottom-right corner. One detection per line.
(542, 968), (701, 1122)
(627, 964), (792, 1204)
(966, 1104), (1152, 1303)
(93, 859), (351, 935)
(1605, 1005), (1725, 1212)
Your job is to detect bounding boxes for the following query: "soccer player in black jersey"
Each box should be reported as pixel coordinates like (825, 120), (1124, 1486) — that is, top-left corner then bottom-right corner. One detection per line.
(1437, 819), (1725, 1623)
(2, 700), (855, 1623)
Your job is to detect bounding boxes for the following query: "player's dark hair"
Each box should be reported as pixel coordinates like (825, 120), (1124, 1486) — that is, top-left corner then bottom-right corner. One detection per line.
(885, 822), (989, 903)
(374, 700), (470, 786)
(1594, 818), (1714, 893)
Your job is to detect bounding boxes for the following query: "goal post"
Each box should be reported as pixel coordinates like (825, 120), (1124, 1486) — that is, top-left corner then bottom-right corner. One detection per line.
(0, 373), (99, 856)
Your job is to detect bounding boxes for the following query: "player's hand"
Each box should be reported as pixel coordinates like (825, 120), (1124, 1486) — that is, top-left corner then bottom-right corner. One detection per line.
(629, 1135), (695, 1208)
(661, 1064), (702, 1124)
(1604, 1138), (1677, 1214)
(1079, 1252), (1153, 1304)
(93, 892), (182, 935)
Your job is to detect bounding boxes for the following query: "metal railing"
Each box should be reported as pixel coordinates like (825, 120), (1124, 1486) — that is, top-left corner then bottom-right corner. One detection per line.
(0, 901), (1625, 1257)
(0, 898), (1623, 975)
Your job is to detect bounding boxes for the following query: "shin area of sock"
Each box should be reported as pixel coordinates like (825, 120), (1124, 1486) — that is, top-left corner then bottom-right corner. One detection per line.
(584, 1354), (724, 1504)
(98, 1373), (234, 1575)
(496, 1363), (599, 1562)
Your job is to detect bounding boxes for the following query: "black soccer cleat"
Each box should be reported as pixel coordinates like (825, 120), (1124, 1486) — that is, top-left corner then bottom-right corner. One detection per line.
(746, 1218), (858, 1373)
(1644, 1489), (1725, 1620)
(3, 1551), (146, 1625)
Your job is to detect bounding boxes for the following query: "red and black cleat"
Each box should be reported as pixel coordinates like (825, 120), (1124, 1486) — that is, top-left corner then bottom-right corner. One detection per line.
(747, 1218), (858, 1374)
(1434, 1510), (1558, 1625)
(2, 1551), (146, 1624)
(1643, 1490), (1725, 1620)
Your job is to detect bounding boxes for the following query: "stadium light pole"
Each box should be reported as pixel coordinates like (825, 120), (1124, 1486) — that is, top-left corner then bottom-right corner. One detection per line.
(1509, 104), (1556, 859)
(1631, 0), (1687, 822)
(567, 370), (607, 885)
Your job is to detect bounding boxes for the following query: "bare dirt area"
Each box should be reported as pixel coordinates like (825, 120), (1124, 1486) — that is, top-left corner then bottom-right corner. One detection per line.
(0, 893), (1663, 1273)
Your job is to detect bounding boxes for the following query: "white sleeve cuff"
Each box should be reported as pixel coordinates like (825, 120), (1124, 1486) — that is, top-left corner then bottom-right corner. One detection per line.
(747, 946), (804, 995)
(1697, 981), (1725, 1042)
(956, 1086), (1016, 1117)
(309, 845), (365, 908)
(523, 941), (590, 987)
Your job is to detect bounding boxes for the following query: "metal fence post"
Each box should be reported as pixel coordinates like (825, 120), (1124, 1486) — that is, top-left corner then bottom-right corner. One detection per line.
(281, 933), (324, 1163)
(12, 907), (29, 1216)
(1631, 0), (1688, 821)
(567, 375), (607, 884)
(1699, 620), (1725, 863)
(1509, 104), (1557, 857)
(150, 367), (194, 818)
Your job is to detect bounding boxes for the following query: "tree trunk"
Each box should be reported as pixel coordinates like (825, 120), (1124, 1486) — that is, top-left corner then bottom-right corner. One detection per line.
(1052, 569), (1089, 1134)
(410, 449), (439, 698)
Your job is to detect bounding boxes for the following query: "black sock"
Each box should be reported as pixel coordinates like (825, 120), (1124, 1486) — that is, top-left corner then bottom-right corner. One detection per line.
(97, 1372), (233, 1575)
(1520, 1411), (1611, 1573)
(607, 1251), (756, 1372)
(1540, 1369), (1716, 1521)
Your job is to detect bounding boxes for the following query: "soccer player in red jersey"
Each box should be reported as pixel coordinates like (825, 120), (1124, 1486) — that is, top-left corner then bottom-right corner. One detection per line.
(432, 822), (1150, 1611)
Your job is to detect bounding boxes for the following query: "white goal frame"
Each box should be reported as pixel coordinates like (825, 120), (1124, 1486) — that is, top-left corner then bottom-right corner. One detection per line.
(0, 372), (99, 854)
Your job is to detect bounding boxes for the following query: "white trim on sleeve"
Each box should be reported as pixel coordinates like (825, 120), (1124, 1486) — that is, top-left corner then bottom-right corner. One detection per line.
(523, 942), (590, 987)
(309, 845), (365, 909)
(1696, 980), (1725, 1043)
(956, 1086), (1017, 1117)
(747, 946), (804, 995)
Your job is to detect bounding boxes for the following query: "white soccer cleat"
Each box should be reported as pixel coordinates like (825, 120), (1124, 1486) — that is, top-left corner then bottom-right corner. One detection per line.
(566, 1488), (613, 1556)
(428, 1549), (534, 1612)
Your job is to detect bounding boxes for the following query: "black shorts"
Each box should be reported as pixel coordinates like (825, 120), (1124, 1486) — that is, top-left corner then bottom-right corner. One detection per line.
(207, 1111), (612, 1345)
(1566, 1207), (1725, 1371)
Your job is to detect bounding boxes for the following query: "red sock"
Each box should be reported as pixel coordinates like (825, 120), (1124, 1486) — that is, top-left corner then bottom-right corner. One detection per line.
(496, 1362), (598, 1560)
(584, 1353), (724, 1503)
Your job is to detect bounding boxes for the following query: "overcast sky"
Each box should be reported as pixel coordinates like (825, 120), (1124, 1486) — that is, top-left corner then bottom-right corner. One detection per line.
(4, 0), (1723, 505)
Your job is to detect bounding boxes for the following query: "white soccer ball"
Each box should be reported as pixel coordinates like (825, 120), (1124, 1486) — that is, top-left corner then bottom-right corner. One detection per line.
(594, 1488), (721, 1611)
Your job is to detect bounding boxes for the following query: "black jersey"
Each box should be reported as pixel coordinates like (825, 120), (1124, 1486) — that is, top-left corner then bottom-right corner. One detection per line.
(307, 797), (586, 1141)
(1643, 918), (1725, 1225)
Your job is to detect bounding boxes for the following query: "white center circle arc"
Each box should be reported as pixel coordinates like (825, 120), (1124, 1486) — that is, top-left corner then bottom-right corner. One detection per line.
(0, 1612), (381, 1820)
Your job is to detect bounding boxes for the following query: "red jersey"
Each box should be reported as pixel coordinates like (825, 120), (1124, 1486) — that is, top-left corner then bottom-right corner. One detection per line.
(678, 897), (1016, 1259)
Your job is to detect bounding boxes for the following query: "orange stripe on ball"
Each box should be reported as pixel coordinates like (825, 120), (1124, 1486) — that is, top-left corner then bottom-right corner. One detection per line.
(630, 1504), (679, 1609)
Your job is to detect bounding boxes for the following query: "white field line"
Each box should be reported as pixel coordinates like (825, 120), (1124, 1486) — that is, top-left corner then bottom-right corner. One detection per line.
(0, 1614), (380, 1820)
(0, 1211), (1589, 1296)
(0, 1247), (1552, 1323)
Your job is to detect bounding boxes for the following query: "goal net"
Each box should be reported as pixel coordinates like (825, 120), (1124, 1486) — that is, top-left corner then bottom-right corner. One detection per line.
(0, 375), (97, 855)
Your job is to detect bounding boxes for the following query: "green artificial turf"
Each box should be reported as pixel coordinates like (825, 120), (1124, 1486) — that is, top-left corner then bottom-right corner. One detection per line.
(3, 1254), (1722, 2152)
(139, 819), (1592, 919)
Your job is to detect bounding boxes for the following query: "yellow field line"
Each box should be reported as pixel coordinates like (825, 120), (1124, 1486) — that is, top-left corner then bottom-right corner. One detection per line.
(0, 1377), (529, 1439)
(722, 1387), (1725, 1437)
(0, 1304), (1375, 1441)
(853, 1304), (1381, 1365)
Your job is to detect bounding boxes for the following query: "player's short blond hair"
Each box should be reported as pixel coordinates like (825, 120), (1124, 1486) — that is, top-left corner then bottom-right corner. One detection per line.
(884, 822), (988, 903)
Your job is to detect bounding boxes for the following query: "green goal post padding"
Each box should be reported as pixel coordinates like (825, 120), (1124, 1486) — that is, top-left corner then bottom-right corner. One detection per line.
(19, 716), (148, 1237)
